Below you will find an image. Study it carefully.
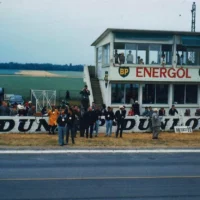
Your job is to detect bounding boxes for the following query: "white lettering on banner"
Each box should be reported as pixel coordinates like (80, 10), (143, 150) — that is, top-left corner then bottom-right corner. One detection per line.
(174, 126), (193, 133)
(136, 67), (191, 79)
(0, 116), (199, 133)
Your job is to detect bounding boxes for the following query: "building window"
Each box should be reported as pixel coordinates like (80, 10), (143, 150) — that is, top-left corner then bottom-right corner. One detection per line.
(176, 45), (200, 66)
(111, 83), (139, 104)
(142, 84), (168, 104)
(149, 44), (161, 65)
(125, 44), (137, 64)
(111, 84), (125, 104)
(103, 44), (110, 66)
(161, 45), (172, 65)
(125, 84), (139, 104)
(137, 44), (148, 64)
(173, 84), (198, 104)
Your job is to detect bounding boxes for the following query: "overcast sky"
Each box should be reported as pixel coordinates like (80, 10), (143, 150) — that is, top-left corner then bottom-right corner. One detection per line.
(0, 0), (199, 65)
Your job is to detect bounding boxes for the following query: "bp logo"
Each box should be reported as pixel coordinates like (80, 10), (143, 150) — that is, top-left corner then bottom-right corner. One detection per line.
(119, 67), (130, 78)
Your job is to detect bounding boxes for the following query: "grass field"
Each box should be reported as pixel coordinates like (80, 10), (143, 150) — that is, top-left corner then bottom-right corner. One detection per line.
(0, 76), (83, 101)
(0, 132), (200, 148)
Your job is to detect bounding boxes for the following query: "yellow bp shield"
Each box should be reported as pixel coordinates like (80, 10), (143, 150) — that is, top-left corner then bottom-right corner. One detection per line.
(119, 67), (130, 78)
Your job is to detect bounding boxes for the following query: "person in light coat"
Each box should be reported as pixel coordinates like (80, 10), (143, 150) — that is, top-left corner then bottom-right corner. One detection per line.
(151, 108), (161, 139)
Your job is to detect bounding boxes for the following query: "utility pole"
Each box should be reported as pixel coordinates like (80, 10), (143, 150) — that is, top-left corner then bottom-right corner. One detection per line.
(191, 2), (196, 32)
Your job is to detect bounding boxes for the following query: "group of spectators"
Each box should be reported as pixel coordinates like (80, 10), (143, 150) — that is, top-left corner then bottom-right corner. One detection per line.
(0, 100), (36, 116)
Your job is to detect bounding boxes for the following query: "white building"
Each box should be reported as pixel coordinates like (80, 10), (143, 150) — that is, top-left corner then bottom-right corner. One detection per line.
(89, 28), (200, 115)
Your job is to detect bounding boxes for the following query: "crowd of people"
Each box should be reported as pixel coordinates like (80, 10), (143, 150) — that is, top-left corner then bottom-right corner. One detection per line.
(0, 101), (36, 116)
(0, 85), (197, 145)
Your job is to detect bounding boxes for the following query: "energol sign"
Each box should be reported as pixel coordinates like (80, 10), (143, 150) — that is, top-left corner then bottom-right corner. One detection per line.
(136, 67), (191, 79)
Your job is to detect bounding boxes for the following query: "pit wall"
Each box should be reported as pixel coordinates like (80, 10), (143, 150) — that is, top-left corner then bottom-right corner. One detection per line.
(0, 116), (199, 133)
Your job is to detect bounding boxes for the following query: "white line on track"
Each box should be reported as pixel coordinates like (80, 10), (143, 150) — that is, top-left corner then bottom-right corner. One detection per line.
(0, 149), (200, 154)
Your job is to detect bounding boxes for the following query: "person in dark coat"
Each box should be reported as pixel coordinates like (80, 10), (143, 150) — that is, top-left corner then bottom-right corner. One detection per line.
(132, 100), (140, 116)
(66, 108), (75, 144)
(94, 106), (102, 137)
(57, 111), (67, 146)
(159, 107), (166, 116)
(84, 107), (96, 138)
(169, 105), (178, 116)
(115, 105), (126, 138)
(80, 85), (90, 112)
(101, 104), (107, 116)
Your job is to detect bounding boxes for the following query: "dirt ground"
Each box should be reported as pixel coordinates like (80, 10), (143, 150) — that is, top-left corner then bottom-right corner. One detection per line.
(0, 132), (200, 148)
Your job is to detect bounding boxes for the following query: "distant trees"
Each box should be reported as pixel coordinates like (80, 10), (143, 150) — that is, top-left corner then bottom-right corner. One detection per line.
(0, 63), (83, 71)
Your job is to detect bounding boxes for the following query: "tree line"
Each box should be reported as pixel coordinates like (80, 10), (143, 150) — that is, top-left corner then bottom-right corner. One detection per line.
(0, 63), (83, 71)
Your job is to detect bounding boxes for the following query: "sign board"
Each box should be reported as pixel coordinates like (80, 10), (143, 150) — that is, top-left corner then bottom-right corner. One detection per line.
(174, 126), (193, 133)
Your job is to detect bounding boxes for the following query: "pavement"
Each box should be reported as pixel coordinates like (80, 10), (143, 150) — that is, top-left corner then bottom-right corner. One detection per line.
(0, 152), (200, 199)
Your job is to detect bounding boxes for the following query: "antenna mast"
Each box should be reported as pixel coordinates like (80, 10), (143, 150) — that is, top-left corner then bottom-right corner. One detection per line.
(191, 2), (196, 32)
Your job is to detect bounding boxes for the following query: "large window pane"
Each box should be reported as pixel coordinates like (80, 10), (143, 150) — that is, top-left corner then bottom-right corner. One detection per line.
(142, 84), (155, 104)
(125, 44), (137, 64)
(137, 44), (149, 64)
(111, 84), (125, 104)
(149, 44), (161, 65)
(103, 44), (110, 65)
(186, 85), (197, 103)
(125, 83), (139, 104)
(162, 45), (172, 65)
(173, 85), (185, 104)
(156, 85), (168, 103)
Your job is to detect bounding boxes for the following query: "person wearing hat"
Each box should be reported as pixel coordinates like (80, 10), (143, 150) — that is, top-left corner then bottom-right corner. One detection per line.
(80, 85), (90, 112)
(115, 105), (126, 138)
(151, 108), (161, 139)
(132, 100), (140, 116)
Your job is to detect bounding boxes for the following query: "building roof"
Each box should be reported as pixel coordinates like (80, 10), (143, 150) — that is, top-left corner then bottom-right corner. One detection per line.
(91, 28), (200, 46)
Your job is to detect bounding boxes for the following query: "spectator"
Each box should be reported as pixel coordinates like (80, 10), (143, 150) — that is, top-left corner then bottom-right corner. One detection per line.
(17, 105), (26, 116)
(41, 106), (47, 116)
(148, 106), (154, 118)
(195, 109), (200, 116)
(84, 107), (96, 138)
(0, 101), (10, 116)
(101, 104), (107, 116)
(80, 85), (90, 112)
(132, 100), (140, 116)
(66, 107), (75, 144)
(65, 90), (70, 100)
(184, 109), (191, 116)
(94, 106), (102, 137)
(142, 106), (150, 117)
(27, 106), (36, 116)
(73, 106), (81, 138)
(159, 107), (166, 116)
(169, 105), (178, 116)
(115, 105), (126, 138)
(114, 49), (119, 64)
(128, 107), (134, 116)
(152, 108), (161, 139)
(60, 100), (66, 110)
(119, 53), (125, 64)
(57, 111), (67, 146)
(10, 104), (18, 116)
(48, 105), (59, 134)
(105, 106), (114, 137)
(127, 50), (133, 64)
(92, 102), (96, 111)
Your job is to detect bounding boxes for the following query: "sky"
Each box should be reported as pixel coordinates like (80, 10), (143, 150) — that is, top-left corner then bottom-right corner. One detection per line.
(0, 0), (199, 65)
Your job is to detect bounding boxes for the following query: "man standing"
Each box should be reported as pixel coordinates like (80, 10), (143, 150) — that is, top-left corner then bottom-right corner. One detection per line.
(85, 107), (96, 138)
(127, 50), (133, 64)
(66, 108), (75, 144)
(169, 105), (178, 116)
(94, 106), (102, 137)
(80, 85), (90, 112)
(115, 106), (126, 138)
(57, 111), (67, 146)
(152, 108), (161, 139)
(105, 106), (114, 137)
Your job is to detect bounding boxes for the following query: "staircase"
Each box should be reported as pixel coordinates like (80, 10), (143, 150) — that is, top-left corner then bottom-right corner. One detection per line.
(88, 66), (103, 106)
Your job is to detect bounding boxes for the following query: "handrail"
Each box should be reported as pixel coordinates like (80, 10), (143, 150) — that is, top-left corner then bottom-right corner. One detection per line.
(83, 65), (94, 106)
